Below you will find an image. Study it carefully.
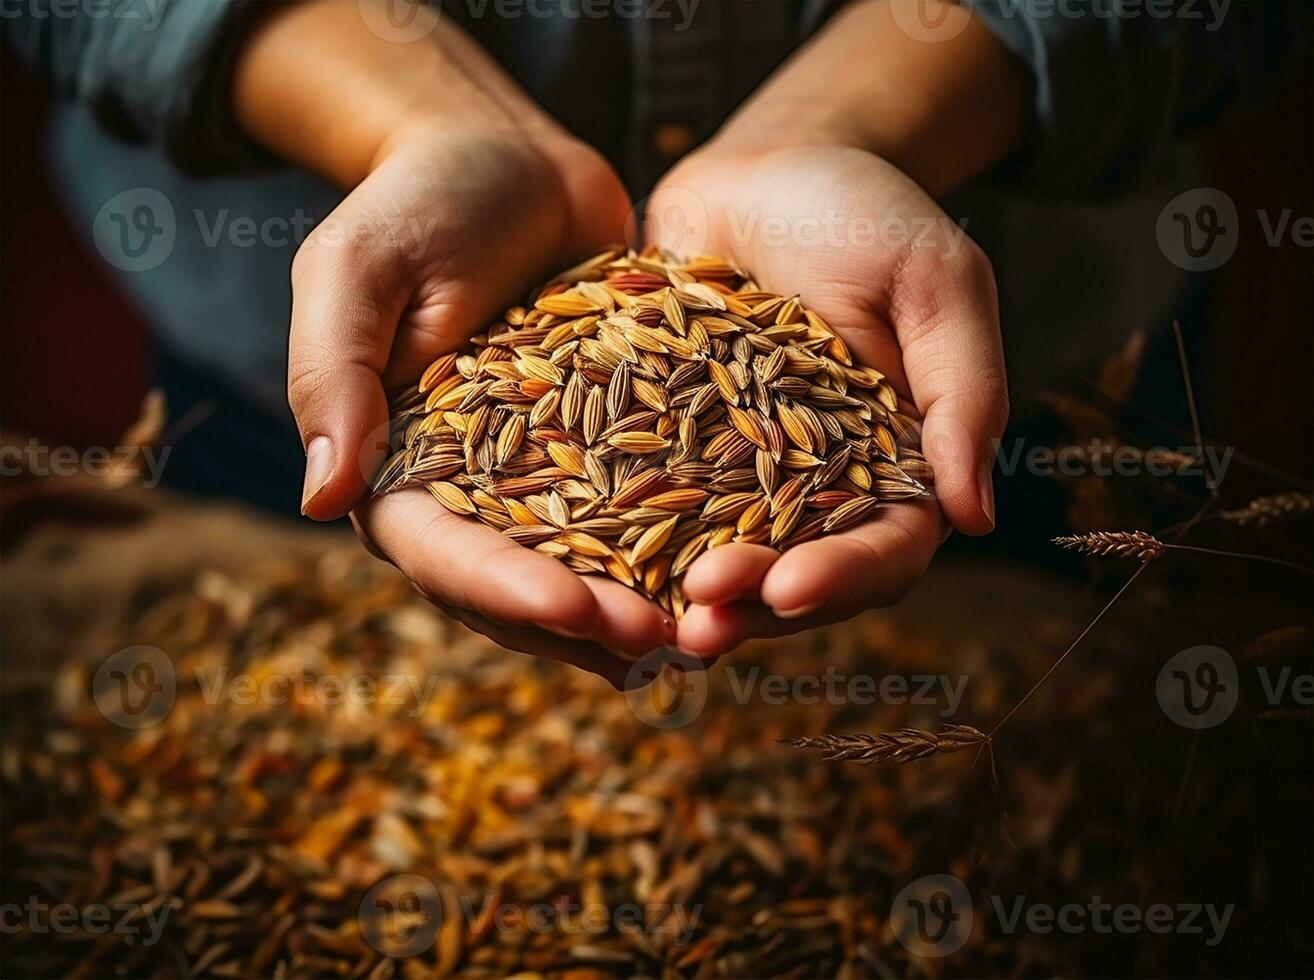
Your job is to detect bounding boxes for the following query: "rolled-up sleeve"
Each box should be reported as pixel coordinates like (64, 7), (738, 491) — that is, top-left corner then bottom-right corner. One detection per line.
(964, 0), (1303, 194)
(1, 0), (275, 172)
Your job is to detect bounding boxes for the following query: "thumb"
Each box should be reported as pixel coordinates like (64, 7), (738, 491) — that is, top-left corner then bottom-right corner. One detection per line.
(287, 234), (404, 521)
(897, 242), (1009, 536)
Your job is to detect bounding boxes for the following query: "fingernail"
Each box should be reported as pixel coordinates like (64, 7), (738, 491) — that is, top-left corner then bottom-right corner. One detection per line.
(977, 460), (996, 529)
(301, 436), (333, 515)
(771, 601), (821, 620)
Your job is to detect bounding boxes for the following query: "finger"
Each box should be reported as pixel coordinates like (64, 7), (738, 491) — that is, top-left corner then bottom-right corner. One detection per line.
(535, 137), (634, 253)
(676, 600), (822, 658)
(893, 241), (1009, 536)
(758, 498), (942, 618)
(449, 607), (630, 690)
(288, 214), (408, 521)
(580, 577), (677, 659)
(681, 543), (781, 606)
(357, 488), (600, 640)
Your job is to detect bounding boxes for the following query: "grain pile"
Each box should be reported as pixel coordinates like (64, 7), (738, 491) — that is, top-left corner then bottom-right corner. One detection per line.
(4, 549), (1309, 977)
(0, 552), (984, 978)
(374, 249), (930, 614)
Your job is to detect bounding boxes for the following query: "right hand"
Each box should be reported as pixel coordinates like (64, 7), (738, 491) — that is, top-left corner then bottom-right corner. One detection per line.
(288, 124), (676, 686)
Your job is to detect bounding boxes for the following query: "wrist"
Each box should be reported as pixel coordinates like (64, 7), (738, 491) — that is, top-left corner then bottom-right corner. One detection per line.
(713, 0), (1030, 197)
(367, 112), (566, 176)
(234, 0), (566, 187)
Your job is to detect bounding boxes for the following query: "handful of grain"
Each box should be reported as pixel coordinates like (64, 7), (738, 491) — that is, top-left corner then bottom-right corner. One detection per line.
(374, 249), (931, 616)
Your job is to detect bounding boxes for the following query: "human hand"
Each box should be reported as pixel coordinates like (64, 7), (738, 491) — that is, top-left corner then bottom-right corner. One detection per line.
(288, 127), (677, 685)
(646, 139), (1008, 656)
(230, 3), (678, 682)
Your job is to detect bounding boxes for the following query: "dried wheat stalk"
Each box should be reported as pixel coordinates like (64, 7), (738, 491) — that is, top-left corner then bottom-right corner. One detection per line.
(374, 248), (930, 615)
(1054, 530), (1165, 561)
(781, 725), (988, 765)
(1222, 491), (1312, 527)
(1055, 529), (1311, 574)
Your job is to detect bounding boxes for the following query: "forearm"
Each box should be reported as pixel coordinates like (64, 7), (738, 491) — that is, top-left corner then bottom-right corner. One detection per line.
(232, 0), (561, 187)
(713, 0), (1031, 198)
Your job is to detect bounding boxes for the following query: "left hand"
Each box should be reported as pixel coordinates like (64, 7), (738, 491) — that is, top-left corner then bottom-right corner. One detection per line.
(645, 140), (1009, 656)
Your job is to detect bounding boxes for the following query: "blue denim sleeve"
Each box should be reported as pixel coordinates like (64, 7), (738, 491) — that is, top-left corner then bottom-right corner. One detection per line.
(1, 0), (273, 173)
(963, 0), (1302, 195)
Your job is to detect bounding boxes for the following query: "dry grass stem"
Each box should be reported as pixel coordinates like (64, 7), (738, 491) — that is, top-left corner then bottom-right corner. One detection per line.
(781, 725), (988, 765)
(1222, 491), (1313, 527)
(1054, 530), (1165, 561)
(1056, 530), (1312, 575)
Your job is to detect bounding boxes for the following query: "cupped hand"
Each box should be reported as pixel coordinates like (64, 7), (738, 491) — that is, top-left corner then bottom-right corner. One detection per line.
(288, 125), (675, 685)
(645, 141), (1009, 656)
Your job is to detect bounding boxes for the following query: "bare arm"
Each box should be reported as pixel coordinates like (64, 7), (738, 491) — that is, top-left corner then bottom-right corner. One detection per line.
(715, 0), (1031, 197)
(232, 0), (567, 187)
